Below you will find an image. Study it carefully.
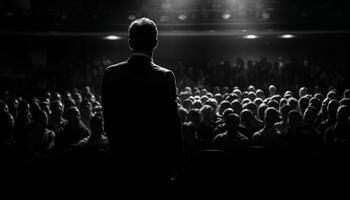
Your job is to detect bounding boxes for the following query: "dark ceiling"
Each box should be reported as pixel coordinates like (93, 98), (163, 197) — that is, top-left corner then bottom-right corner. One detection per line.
(1, 0), (350, 34)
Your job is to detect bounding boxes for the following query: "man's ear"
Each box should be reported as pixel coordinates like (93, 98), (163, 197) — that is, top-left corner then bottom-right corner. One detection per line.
(129, 39), (134, 51)
(153, 39), (158, 49)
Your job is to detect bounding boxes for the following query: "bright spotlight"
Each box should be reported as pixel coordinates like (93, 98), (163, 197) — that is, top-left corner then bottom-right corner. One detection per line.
(244, 34), (258, 39)
(222, 12), (231, 20)
(128, 14), (136, 21)
(280, 34), (295, 39)
(104, 35), (122, 40)
(178, 14), (187, 21)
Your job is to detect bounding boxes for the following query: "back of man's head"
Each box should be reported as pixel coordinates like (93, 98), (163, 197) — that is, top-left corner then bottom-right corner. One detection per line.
(129, 18), (158, 52)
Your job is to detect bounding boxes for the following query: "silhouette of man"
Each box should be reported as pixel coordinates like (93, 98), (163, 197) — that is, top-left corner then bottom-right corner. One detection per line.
(102, 18), (184, 185)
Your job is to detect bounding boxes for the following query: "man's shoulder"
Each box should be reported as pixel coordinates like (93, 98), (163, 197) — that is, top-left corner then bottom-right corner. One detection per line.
(151, 63), (174, 77)
(105, 61), (129, 72)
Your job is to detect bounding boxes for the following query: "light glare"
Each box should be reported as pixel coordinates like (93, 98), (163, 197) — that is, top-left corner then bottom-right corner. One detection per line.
(244, 34), (258, 39)
(280, 34), (295, 39)
(104, 35), (121, 40)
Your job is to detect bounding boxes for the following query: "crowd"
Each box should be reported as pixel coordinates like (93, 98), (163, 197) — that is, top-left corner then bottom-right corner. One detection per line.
(1, 70), (350, 188)
(1, 83), (349, 159)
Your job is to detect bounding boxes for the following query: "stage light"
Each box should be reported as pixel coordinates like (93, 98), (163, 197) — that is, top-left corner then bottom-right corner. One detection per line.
(222, 12), (231, 20)
(244, 34), (258, 39)
(104, 35), (122, 40)
(178, 14), (187, 21)
(280, 34), (295, 39)
(128, 14), (136, 21)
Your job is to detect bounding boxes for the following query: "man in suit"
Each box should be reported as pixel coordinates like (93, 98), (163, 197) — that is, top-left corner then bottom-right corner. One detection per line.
(102, 18), (184, 185)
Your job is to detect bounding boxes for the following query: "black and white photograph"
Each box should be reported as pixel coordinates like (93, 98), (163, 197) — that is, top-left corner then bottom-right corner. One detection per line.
(1, 0), (350, 196)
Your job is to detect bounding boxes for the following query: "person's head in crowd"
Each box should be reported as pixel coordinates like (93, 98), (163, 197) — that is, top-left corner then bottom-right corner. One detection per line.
(0, 101), (9, 114)
(183, 98), (193, 111)
(303, 106), (318, 125)
(200, 105), (214, 124)
(225, 113), (240, 135)
(309, 97), (321, 112)
(191, 100), (203, 110)
(64, 97), (76, 111)
(241, 98), (251, 105)
(52, 92), (62, 102)
(86, 93), (96, 103)
(327, 90), (337, 100)
(241, 91), (249, 101)
(205, 98), (218, 111)
(280, 104), (292, 123)
(222, 86), (229, 95)
(193, 87), (200, 96)
(34, 109), (49, 128)
(257, 103), (268, 121)
(50, 100), (64, 119)
(93, 105), (103, 118)
(184, 86), (192, 94)
(231, 99), (242, 115)
(214, 93), (223, 104)
(233, 88), (242, 100)
(319, 97), (331, 118)
(179, 91), (190, 103)
(72, 92), (83, 106)
(66, 106), (81, 124)
(271, 94), (282, 103)
(339, 98), (350, 107)
(129, 18), (158, 54)
(279, 98), (288, 108)
(267, 99), (279, 110)
(222, 108), (234, 122)
(254, 98), (263, 107)
(287, 97), (298, 110)
(248, 91), (257, 102)
(30, 100), (42, 122)
(225, 94), (237, 102)
(187, 108), (201, 127)
(299, 87), (308, 98)
(248, 85), (256, 92)
(327, 99), (340, 120)
(314, 93), (324, 102)
(298, 96), (310, 115)
(264, 107), (281, 127)
(336, 105), (350, 124)
(218, 100), (231, 116)
(200, 95), (209, 104)
(40, 100), (51, 115)
(207, 92), (213, 98)
(43, 92), (51, 102)
(194, 95), (200, 101)
(212, 86), (220, 95)
(344, 89), (350, 99)
(80, 99), (93, 117)
(90, 115), (104, 139)
(200, 88), (208, 97)
(268, 85), (277, 97)
(284, 90), (293, 98)
(62, 91), (72, 102)
(288, 110), (303, 129)
(17, 101), (31, 118)
(243, 102), (258, 117)
(179, 107), (188, 122)
(256, 89), (265, 99)
(240, 109), (254, 125)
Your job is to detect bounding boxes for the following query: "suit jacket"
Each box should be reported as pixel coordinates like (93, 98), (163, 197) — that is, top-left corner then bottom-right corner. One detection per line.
(102, 54), (184, 183)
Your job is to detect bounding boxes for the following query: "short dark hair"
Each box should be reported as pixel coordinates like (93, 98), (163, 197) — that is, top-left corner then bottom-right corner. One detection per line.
(129, 18), (158, 51)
